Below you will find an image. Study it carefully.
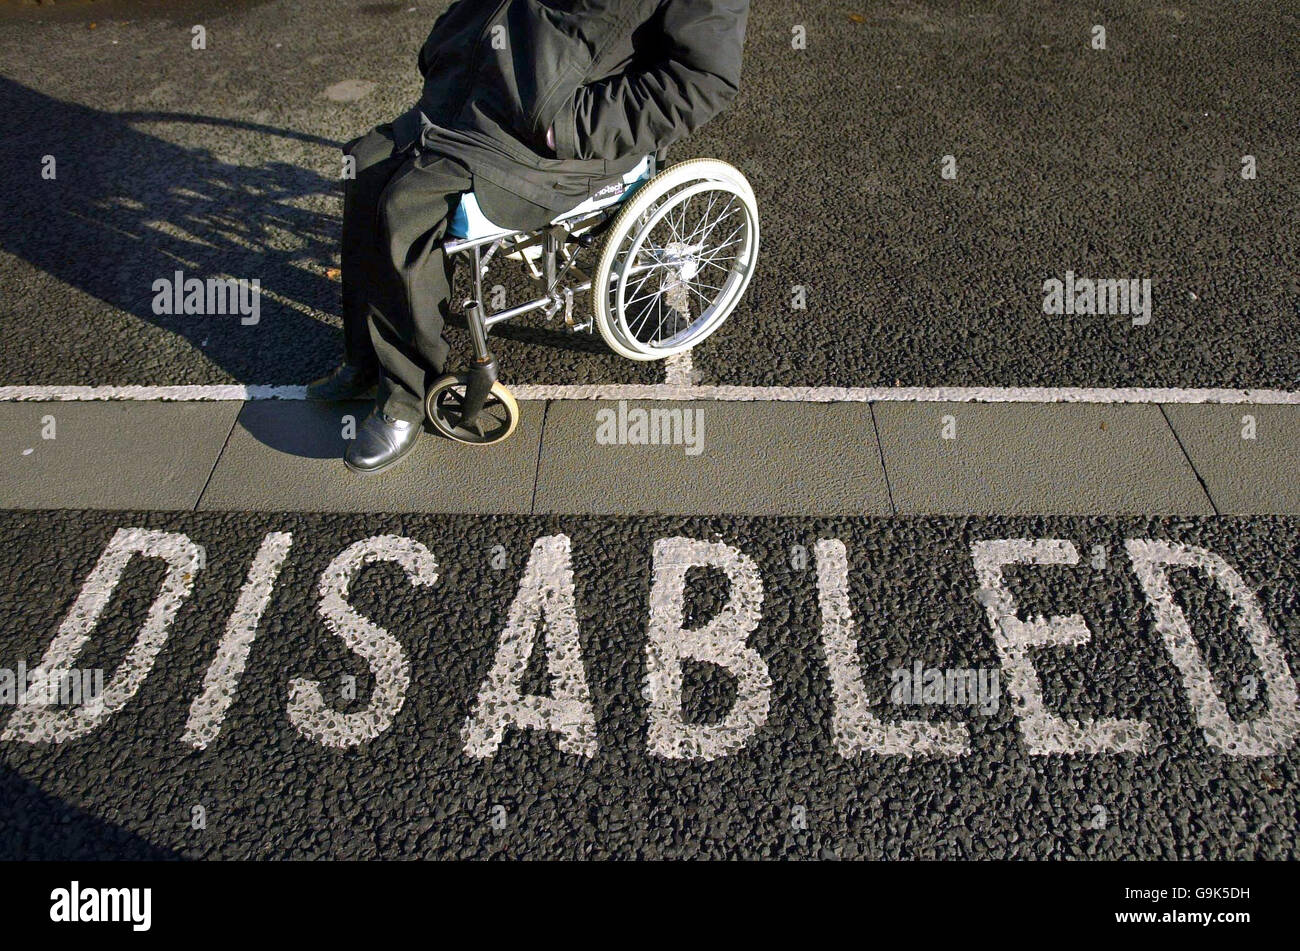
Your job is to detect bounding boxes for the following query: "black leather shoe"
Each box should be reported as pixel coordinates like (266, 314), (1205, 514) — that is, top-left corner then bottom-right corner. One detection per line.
(344, 409), (422, 473)
(306, 362), (378, 400)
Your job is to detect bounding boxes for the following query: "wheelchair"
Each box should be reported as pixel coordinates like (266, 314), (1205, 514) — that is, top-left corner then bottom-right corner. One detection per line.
(425, 156), (759, 444)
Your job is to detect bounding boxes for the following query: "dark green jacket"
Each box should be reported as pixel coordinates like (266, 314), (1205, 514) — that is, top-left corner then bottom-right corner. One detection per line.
(392, 0), (750, 231)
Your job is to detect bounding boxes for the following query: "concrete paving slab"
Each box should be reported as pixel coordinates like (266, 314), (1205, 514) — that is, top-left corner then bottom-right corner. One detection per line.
(532, 399), (892, 515)
(1162, 404), (1300, 514)
(198, 399), (543, 513)
(873, 402), (1214, 514)
(0, 400), (240, 510)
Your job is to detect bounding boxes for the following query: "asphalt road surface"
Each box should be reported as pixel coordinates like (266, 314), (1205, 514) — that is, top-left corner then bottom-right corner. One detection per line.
(0, 510), (1296, 859)
(0, 0), (1295, 390)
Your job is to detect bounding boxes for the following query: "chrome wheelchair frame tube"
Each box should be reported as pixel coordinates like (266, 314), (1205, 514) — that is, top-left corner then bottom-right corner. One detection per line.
(464, 244), (489, 361)
(444, 154), (658, 337)
(448, 214), (605, 332)
(443, 230), (518, 257)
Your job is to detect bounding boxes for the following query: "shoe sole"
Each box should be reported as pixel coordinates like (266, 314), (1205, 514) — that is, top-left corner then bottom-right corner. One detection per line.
(343, 430), (422, 475)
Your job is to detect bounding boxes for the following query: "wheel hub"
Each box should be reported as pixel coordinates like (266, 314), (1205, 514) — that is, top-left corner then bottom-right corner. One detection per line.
(660, 240), (702, 280)
(657, 241), (703, 317)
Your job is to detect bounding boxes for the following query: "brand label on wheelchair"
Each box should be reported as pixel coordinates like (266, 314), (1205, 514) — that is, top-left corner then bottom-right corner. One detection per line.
(7, 525), (1295, 761)
(591, 182), (624, 201)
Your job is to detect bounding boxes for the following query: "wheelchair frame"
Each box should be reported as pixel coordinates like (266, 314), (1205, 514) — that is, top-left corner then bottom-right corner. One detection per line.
(438, 156), (659, 429)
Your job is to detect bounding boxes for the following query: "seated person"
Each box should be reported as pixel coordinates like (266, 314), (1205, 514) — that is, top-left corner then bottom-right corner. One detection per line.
(310, 0), (751, 473)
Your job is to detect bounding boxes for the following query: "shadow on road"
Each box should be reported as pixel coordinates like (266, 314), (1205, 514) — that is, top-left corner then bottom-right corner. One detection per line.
(0, 76), (344, 385)
(0, 77), (614, 403)
(0, 766), (180, 860)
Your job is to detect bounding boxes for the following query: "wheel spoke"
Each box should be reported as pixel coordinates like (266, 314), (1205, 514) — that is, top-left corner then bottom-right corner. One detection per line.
(629, 297), (661, 337)
(694, 203), (742, 250)
(684, 280), (719, 306)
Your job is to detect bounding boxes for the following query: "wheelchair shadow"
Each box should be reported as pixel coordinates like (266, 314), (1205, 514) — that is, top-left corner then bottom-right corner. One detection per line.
(444, 307), (613, 356)
(0, 77), (343, 385)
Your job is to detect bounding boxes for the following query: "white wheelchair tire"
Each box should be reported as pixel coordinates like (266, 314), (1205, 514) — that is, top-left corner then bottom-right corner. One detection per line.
(592, 159), (759, 361)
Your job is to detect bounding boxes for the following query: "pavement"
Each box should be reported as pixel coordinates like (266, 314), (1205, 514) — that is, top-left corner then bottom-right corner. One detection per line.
(0, 0), (1297, 861)
(0, 395), (1298, 514)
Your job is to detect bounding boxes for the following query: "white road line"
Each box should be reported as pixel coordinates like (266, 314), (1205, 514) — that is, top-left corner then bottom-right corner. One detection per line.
(513, 385), (1300, 404)
(1, 383), (1298, 404)
(0, 385), (307, 401)
(662, 351), (693, 386)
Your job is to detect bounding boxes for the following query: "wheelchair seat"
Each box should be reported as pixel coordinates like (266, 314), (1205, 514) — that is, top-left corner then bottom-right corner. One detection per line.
(427, 155), (758, 445)
(447, 154), (655, 241)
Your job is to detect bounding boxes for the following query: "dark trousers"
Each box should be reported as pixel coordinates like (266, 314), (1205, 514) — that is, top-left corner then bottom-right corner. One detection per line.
(341, 124), (473, 423)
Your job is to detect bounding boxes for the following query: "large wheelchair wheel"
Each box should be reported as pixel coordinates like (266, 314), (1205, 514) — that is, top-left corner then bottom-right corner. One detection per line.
(592, 159), (759, 360)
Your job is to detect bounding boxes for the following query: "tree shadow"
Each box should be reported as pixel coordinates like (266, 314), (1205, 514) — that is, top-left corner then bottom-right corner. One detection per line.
(0, 76), (344, 385)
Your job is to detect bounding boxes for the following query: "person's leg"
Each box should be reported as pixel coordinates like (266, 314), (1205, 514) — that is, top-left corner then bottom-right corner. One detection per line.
(344, 151), (473, 473)
(309, 124), (408, 400)
(368, 152), (473, 423)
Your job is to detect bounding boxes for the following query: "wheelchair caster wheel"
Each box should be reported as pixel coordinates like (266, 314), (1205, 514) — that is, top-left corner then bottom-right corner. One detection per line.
(424, 373), (520, 445)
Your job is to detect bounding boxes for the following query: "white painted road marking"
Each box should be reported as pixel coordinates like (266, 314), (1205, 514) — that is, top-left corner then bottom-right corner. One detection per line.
(2, 528), (203, 744)
(1, 384), (1299, 404)
(972, 539), (1152, 754)
(1126, 540), (1300, 756)
(815, 539), (970, 757)
(462, 535), (598, 758)
(4, 528), (1297, 759)
(662, 351), (693, 386)
(183, 531), (293, 749)
(287, 535), (437, 748)
(644, 537), (772, 761)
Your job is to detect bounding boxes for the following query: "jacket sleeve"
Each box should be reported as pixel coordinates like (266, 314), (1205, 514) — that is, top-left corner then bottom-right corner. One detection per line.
(418, 1), (462, 77)
(555, 0), (750, 162)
